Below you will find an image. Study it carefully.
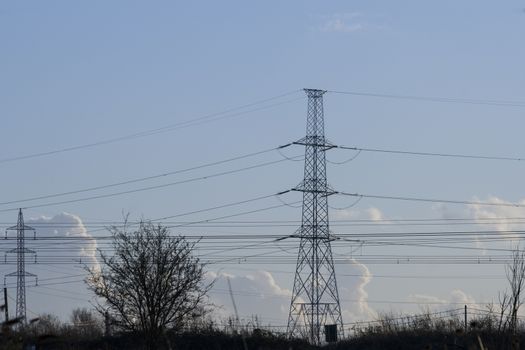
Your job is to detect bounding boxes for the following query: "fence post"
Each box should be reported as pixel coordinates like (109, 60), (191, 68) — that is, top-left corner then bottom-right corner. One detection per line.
(464, 305), (468, 332)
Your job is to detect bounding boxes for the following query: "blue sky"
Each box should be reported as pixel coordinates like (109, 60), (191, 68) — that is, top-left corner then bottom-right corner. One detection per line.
(1, 0), (525, 329)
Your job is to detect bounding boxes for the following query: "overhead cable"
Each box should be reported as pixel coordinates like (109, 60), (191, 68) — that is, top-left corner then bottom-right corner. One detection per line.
(337, 145), (524, 162)
(337, 191), (525, 208)
(0, 145), (290, 207)
(0, 158), (296, 212)
(328, 90), (525, 107)
(0, 90), (302, 164)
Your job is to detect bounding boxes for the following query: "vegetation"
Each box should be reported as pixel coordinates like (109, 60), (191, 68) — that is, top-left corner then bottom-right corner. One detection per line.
(85, 221), (212, 349)
(2, 310), (525, 350)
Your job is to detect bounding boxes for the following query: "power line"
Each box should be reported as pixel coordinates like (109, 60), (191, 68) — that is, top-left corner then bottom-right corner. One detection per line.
(0, 259), (513, 266)
(3, 215), (525, 228)
(2, 191), (292, 237)
(0, 157), (298, 213)
(27, 287), (92, 303)
(0, 145), (290, 207)
(152, 191), (292, 223)
(202, 235), (292, 258)
(4, 274), (85, 288)
(115, 193), (294, 237)
(215, 266), (506, 280)
(163, 200), (297, 231)
(0, 249), (515, 265)
(337, 145), (525, 162)
(12, 228), (525, 241)
(337, 191), (525, 208)
(0, 90), (302, 164)
(1, 268), (506, 290)
(328, 90), (525, 107)
(210, 288), (492, 305)
(343, 239), (515, 253)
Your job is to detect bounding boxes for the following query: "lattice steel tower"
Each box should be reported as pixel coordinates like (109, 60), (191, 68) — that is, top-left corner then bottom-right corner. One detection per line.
(287, 89), (343, 344)
(5, 208), (37, 323)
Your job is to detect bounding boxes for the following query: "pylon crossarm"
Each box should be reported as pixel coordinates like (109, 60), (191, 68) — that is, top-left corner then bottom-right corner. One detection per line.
(6, 248), (36, 254)
(6, 225), (35, 232)
(292, 141), (337, 151)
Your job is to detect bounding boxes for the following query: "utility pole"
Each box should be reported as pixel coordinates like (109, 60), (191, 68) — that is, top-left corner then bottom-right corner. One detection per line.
(3, 287), (8, 322)
(287, 89), (344, 345)
(464, 305), (468, 331)
(105, 311), (111, 337)
(4, 208), (37, 323)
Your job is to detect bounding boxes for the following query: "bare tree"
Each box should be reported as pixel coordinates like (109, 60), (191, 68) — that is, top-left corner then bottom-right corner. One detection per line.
(28, 313), (63, 336)
(86, 221), (212, 348)
(70, 307), (103, 338)
(506, 245), (525, 333)
(498, 291), (511, 332)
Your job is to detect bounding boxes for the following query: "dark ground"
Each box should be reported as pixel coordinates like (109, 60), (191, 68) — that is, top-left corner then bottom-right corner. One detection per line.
(4, 330), (521, 350)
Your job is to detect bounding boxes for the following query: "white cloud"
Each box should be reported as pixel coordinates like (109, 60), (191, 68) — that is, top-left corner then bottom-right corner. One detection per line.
(207, 259), (376, 328)
(409, 293), (447, 305)
(28, 212), (99, 269)
(433, 203), (488, 253)
(408, 289), (479, 312)
(207, 270), (292, 325)
(450, 289), (477, 306)
(433, 196), (525, 253)
(338, 258), (376, 322)
(332, 206), (385, 221)
(467, 196), (525, 239)
(367, 207), (384, 221)
(321, 18), (364, 33)
(318, 12), (384, 33)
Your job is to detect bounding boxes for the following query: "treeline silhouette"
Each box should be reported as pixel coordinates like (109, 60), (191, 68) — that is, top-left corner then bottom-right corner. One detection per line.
(2, 307), (525, 349)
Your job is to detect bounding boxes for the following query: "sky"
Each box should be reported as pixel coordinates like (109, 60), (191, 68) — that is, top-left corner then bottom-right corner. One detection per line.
(1, 0), (525, 333)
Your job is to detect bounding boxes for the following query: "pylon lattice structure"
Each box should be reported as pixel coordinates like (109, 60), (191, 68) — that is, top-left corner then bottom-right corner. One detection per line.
(287, 89), (343, 345)
(5, 208), (37, 322)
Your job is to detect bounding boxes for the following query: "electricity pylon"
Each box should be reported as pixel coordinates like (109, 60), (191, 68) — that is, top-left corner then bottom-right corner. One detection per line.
(287, 89), (343, 345)
(5, 208), (37, 323)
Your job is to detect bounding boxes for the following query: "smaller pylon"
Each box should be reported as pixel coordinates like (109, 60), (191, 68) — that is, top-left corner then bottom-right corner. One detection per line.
(4, 209), (37, 323)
